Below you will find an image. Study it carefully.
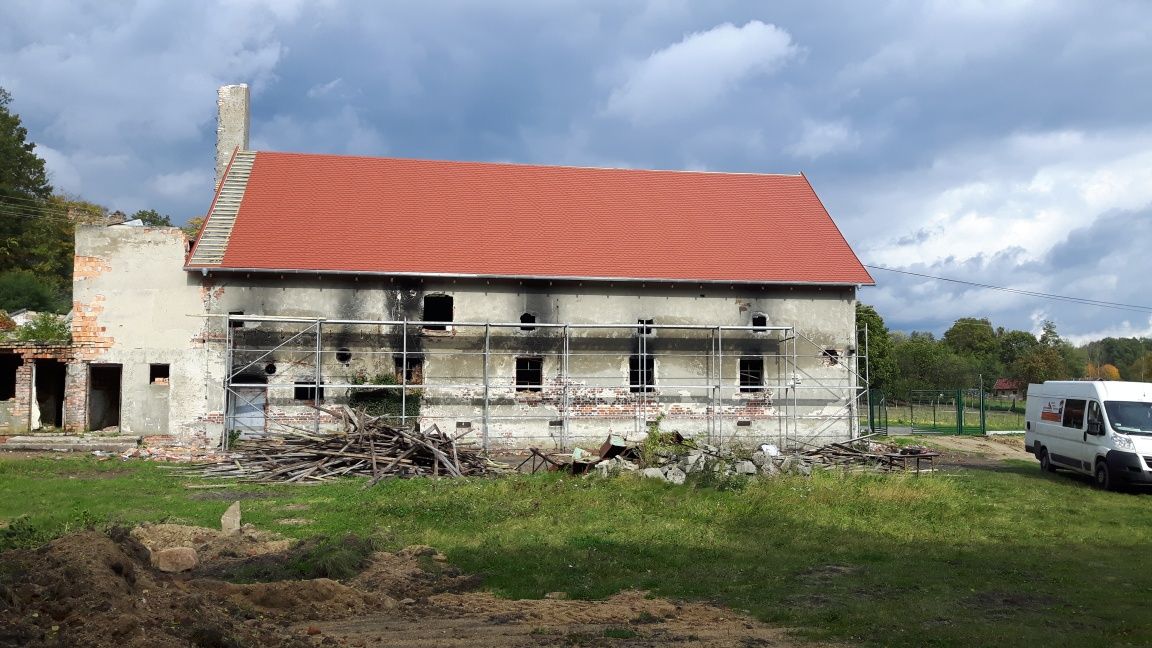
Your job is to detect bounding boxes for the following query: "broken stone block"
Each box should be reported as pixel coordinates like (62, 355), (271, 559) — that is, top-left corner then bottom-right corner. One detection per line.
(761, 460), (780, 476)
(152, 547), (198, 573)
(640, 467), (666, 481)
(734, 460), (758, 475)
(779, 456), (795, 474)
(798, 462), (813, 476)
(665, 467), (687, 485)
(221, 501), (242, 534)
(750, 451), (767, 468)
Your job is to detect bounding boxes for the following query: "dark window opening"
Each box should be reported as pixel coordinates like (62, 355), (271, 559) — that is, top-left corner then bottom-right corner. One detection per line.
(264, 363), (277, 375)
(87, 364), (121, 430)
(823, 348), (840, 365)
(394, 356), (424, 384)
(1062, 398), (1086, 429)
(516, 357), (543, 392)
(751, 314), (768, 331)
(456, 421), (472, 429)
(520, 313), (537, 331)
(739, 357), (764, 392)
(294, 380), (325, 401)
(629, 354), (655, 392)
(0, 354), (21, 400)
(228, 311), (244, 328)
(335, 347), (352, 363)
(637, 319), (654, 335)
(423, 295), (453, 330)
(149, 364), (170, 385)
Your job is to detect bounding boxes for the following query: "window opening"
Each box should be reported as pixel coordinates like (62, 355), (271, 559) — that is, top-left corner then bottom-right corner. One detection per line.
(0, 353), (21, 400)
(294, 380), (324, 401)
(149, 364), (170, 385)
(1062, 398), (1086, 429)
(739, 357), (764, 392)
(394, 356), (424, 384)
(629, 354), (655, 392)
(335, 347), (352, 363)
(516, 357), (543, 392)
(423, 295), (453, 330)
(637, 319), (654, 335)
(823, 348), (840, 365)
(228, 311), (244, 328)
(520, 313), (537, 331)
(751, 314), (768, 331)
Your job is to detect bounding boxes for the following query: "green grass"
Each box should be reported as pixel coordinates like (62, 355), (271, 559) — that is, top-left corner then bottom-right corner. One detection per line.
(2, 455), (1152, 647)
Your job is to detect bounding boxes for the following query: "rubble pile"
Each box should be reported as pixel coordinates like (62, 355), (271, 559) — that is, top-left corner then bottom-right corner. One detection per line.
(196, 410), (504, 484)
(524, 432), (921, 482)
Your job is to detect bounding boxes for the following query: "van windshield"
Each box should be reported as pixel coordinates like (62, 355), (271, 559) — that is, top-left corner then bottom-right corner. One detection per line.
(1104, 401), (1152, 435)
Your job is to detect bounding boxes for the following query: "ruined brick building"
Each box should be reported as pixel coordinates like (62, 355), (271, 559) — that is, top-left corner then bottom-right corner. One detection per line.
(1, 85), (875, 450)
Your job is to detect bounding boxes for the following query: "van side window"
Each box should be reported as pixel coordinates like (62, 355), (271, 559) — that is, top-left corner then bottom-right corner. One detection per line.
(1062, 398), (1086, 429)
(1086, 401), (1104, 434)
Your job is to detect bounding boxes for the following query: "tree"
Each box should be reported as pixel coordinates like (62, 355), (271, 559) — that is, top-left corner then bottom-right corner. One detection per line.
(855, 303), (895, 391)
(131, 209), (173, 226)
(1039, 320), (1063, 347)
(1010, 346), (1067, 385)
(999, 329), (1040, 366)
(182, 216), (205, 240)
(13, 312), (70, 344)
(943, 317), (998, 356)
(0, 87), (54, 276)
(0, 269), (67, 312)
(1085, 363), (1121, 380)
(1127, 353), (1152, 382)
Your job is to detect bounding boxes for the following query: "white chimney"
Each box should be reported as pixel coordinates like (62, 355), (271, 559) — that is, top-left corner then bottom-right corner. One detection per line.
(215, 84), (250, 189)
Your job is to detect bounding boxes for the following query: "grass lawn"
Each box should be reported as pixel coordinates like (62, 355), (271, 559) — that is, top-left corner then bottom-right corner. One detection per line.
(2, 454), (1151, 647)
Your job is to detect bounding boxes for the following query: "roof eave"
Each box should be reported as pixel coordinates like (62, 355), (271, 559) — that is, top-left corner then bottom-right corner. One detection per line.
(182, 264), (873, 287)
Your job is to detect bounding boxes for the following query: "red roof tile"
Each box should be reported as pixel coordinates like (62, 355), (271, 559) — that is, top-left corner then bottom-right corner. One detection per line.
(188, 151), (874, 285)
(993, 378), (1024, 391)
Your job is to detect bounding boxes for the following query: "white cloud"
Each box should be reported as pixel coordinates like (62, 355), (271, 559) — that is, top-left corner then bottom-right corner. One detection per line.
(788, 120), (860, 159)
(604, 20), (797, 123)
(855, 128), (1152, 268)
(307, 78), (344, 98)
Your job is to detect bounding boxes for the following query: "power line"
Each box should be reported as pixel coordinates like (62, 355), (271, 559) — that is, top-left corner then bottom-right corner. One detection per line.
(863, 264), (1152, 314)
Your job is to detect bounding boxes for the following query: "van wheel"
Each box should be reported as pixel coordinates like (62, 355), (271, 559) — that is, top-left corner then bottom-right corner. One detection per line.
(1093, 460), (1114, 491)
(1039, 448), (1056, 473)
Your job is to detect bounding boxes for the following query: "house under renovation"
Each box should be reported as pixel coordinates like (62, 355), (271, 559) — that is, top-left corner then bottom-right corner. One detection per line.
(2, 85), (875, 450)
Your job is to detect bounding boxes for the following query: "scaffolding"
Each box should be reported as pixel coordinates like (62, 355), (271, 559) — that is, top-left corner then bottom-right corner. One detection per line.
(221, 315), (870, 451)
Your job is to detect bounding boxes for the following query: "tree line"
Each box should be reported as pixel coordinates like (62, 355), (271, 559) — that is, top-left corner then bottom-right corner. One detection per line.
(858, 304), (1152, 400)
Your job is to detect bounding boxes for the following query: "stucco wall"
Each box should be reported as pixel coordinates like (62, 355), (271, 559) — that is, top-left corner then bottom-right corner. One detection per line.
(73, 226), (211, 439)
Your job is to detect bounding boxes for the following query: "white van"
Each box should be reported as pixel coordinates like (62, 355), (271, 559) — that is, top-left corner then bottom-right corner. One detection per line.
(1025, 381), (1152, 490)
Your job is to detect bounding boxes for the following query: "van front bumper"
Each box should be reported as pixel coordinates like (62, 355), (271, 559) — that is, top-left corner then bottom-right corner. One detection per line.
(1106, 450), (1152, 485)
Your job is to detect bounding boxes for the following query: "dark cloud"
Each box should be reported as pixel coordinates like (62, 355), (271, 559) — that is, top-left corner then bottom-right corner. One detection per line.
(1, 0), (1150, 339)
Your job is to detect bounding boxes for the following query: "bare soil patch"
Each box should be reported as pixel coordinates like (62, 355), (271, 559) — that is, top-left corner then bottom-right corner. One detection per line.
(0, 526), (837, 648)
(925, 435), (1031, 467)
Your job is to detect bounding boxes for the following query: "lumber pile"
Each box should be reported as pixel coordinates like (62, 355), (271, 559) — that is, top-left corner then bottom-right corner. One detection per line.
(197, 410), (503, 484)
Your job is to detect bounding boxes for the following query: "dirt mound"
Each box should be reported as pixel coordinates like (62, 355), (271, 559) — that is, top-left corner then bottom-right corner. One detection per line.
(0, 529), (310, 648)
(352, 544), (482, 600)
(1, 527), (834, 648)
(193, 577), (380, 616)
(131, 522), (292, 562)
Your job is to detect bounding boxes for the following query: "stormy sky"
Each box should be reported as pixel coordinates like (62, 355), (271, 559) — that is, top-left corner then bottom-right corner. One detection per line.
(2, 0), (1151, 341)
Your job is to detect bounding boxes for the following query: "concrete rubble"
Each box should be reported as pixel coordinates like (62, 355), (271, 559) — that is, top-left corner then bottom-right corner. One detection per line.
(524, 432), (919, 483)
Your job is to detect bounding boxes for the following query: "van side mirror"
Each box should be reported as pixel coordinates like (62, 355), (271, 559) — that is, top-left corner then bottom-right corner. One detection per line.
(1088, 421), (1103, 436)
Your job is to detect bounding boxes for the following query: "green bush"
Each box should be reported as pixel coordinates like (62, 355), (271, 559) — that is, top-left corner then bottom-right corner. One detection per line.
(13, 312), (70, 344)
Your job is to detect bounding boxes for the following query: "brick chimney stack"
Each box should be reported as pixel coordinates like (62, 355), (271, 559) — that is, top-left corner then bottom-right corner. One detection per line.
(215, 84), (250, 189)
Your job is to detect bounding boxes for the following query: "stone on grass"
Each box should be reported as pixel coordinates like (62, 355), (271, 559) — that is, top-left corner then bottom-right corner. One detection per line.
(665, 467), (687, 485)
(750, 451), (767, 467)
(640, 468), (666, 481)
(221, 501), (242, 534)
(734, 460), (758, 475)
(152, 546), (199, 573)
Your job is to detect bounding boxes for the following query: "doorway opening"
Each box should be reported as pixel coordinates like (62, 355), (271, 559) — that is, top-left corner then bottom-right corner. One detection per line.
(88, 364), (122, 431)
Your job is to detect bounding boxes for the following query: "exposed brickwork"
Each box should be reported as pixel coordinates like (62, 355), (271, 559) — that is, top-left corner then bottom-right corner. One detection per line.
(0, 345), (76, 434)
(72, 255), (112, 280)
(64, 364), (89, 432)
(71, 295), (115, 361)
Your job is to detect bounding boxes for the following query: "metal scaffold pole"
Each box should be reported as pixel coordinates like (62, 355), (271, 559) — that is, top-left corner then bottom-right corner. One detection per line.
(482, 323), (491, 451)
(562, 324), (570, 448)
(313, 321), (323, 435)
(401, 319), (408, 429)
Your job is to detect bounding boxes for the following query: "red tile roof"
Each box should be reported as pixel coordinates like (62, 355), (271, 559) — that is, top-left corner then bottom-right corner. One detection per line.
(993, 378), (1024, 391)
(187, 151), (874, 285)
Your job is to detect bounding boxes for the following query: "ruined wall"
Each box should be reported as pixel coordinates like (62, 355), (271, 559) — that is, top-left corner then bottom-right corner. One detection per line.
(0, 345), (75, 434)
(72, 226), (211, 439)
(206, 274), (859, 449)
